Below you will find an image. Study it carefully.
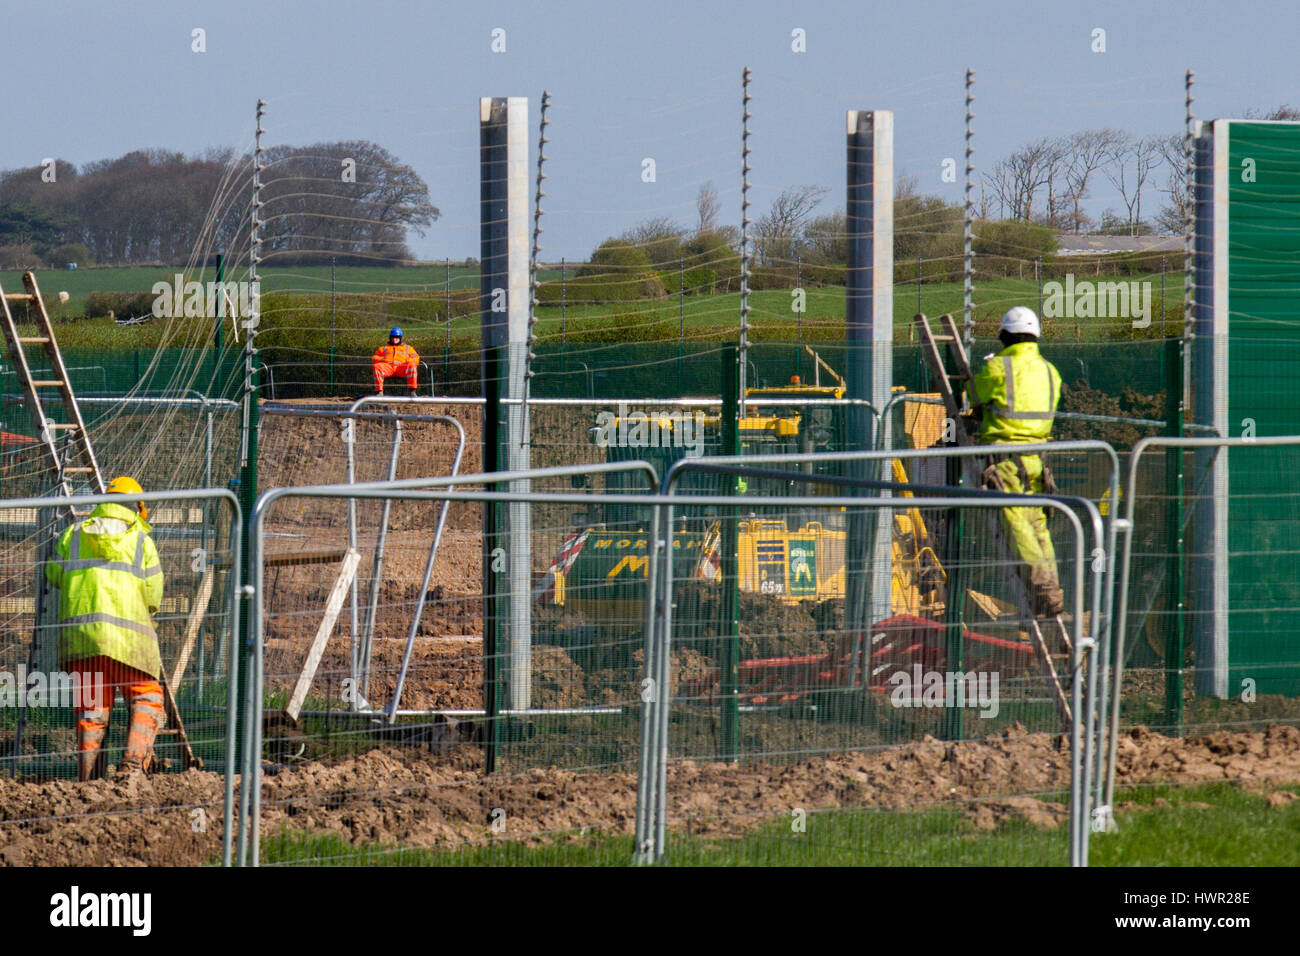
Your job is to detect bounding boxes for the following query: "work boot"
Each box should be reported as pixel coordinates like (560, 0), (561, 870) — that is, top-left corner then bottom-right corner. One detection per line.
(115, 754), (147, 779)
(407, 385), (419, 396)
(1033, 584), (1066, 618)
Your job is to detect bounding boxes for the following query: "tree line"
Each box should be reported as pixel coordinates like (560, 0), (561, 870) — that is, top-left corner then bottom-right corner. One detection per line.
(983, 104), (1298, 234)
(573, 103), (1299, 294)
(0, 141), (438, 269)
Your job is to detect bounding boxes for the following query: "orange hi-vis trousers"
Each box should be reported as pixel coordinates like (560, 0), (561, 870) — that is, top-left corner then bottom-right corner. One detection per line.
(68, 655), (165, 778)
(372, 360), (418, 393)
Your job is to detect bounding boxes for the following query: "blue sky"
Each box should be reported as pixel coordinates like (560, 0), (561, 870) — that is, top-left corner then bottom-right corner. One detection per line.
(4, 0), (1298, 260)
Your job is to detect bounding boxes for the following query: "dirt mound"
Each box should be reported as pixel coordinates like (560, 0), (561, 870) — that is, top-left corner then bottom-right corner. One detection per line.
(531, 646), (587, 708)
(0, 769), (225, 867)
(673, 582), (834, 659)
(1112, 724), (1300, 784)
(6, 723), (1300, 865)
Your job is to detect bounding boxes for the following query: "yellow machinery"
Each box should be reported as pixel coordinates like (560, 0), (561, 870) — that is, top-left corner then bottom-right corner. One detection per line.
(887, 458), (947, 616)
(731, 518), (845, 602)
(555, 364), (981, 621)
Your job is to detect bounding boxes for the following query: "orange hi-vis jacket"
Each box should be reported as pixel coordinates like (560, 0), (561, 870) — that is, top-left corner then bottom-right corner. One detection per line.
(372, 342), (419, 367)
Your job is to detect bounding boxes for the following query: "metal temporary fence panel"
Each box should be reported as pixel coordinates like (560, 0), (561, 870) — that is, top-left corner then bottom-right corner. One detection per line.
(241, 464), (659, 866)
(0, 487), (242, 866)
(1110, 436), (1300, 812)
(659, 442), (1120, 819)
(239, 470), (1104, 866)
(1107, 437), (1300, 816)
(636, 478), (1105, 867)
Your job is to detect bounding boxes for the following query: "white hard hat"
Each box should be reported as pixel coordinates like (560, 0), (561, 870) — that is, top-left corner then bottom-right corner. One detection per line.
(999, 306), (1040, 338)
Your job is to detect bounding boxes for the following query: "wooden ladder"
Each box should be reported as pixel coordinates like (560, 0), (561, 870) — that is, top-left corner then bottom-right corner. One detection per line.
(913, 312), (1073, 725)
(0, 272), (104, 503)
(3, 272), (200, 774)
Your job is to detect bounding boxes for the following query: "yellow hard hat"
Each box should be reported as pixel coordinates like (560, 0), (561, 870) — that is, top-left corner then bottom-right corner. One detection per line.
(106, 476), (147, 520)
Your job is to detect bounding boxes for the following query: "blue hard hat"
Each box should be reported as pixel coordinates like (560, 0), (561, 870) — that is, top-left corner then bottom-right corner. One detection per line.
(390, 326), (403, 337)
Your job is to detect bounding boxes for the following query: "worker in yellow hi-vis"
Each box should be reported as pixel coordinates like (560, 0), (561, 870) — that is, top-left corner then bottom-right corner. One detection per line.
(969, 306), (1064, 618)
(44, 476), (165, 780)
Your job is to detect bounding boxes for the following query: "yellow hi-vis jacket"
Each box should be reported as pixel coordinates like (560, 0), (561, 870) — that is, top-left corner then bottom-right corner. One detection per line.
(970, 341), (1062, 444)
(44, 501), (164, 678)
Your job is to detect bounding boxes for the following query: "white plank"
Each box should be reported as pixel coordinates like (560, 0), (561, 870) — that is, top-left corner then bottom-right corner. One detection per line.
(170, 568), (215, 688)
(285, 549), (360, 721)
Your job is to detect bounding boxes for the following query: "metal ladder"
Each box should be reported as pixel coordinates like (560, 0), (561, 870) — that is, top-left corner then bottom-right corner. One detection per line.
(914, 311), (1073, 724)
(3, 272), (200, 774)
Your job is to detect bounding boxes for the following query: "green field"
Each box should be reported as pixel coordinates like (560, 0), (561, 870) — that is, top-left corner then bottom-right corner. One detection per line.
(1, 263), (551, 316)
(255, 780), (1300, 867)
(32, 265), (1186, 358)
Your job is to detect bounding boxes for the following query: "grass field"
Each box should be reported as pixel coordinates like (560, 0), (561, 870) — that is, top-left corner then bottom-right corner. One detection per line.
(1, 263), (549, 315)
(256, 780), (1300, 866)
(33, 264), (1186, 357)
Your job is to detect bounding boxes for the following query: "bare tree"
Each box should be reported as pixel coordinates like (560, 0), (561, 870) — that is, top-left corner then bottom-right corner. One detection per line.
(1104, 134), (1162, 235)
(1244, 104), (1300, 121)
(1059, 128), (1126, 233)
(753, 184), (828, 266)
(1009, 138), (1063, 220)
(982, 160), (1014, 220)
(695, 181), (720, 234)
(983, 139), (1062, 222)
(1153, 133), (1191, 235)
(1035, 137), (1077, 229)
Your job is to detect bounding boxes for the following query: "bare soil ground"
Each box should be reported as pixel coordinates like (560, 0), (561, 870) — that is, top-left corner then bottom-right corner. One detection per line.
(3, 724), (1299, 866)
(253, 401), (868, 714)
(254, 403), (640, 713)
(11, 401), (1300, 864)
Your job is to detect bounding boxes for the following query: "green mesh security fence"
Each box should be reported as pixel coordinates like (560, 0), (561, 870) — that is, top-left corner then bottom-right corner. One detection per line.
(1121, 442), (1300, 732)
(522, 339), (1168, 404)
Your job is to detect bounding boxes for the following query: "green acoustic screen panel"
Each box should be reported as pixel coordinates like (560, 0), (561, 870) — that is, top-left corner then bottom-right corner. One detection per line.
(1227, 121), (1300, 694)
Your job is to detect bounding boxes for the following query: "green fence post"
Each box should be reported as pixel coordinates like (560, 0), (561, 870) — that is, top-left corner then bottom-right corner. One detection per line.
(942, 448), (966, 740)
(677, 256), (684, 393)
(719, 346), (740, 763)
(1163, 338), (1186, 733)
(443, 259), (452, 390)
(214, 253), (224, 393)
(329, 257), (336, 398)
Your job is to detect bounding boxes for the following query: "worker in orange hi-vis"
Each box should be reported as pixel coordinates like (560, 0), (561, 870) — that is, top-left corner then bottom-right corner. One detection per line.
(371, 326), (420, 395)
(44, 477), (166, 780)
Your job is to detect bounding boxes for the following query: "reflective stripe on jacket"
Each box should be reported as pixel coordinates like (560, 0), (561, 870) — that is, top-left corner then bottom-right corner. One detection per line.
(970, 341), (1061, 444)
(372, 343), (419, 366)
(44, 501), (164, 678)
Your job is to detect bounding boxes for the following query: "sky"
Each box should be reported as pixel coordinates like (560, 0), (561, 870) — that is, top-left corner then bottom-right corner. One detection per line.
(4, 0), (1299, 261)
